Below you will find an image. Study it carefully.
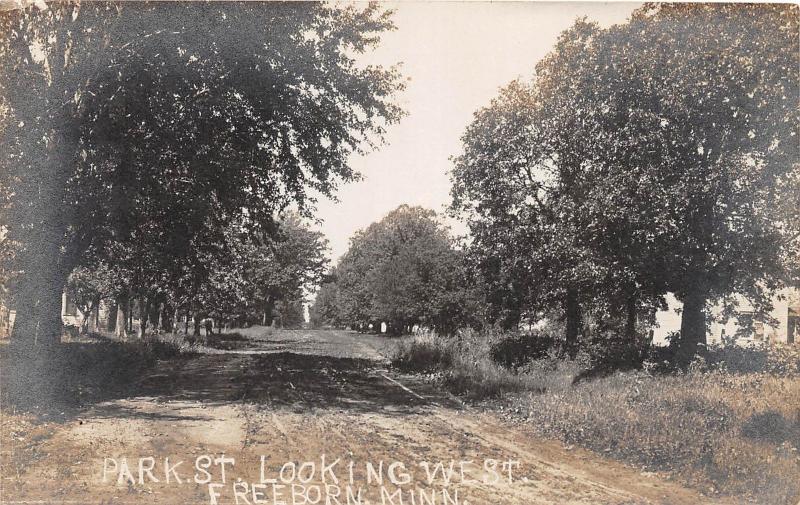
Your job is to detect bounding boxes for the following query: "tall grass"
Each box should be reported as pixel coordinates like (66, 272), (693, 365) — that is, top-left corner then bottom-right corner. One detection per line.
(391, 330), (800, 504)
(392, 329), (561, 398)
(521, 369), (800, 503)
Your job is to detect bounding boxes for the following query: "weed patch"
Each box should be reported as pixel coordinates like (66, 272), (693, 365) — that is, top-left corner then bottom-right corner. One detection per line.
(394, 330), (800, 503)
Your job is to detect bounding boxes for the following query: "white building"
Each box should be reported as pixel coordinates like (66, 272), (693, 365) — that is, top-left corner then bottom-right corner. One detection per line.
(654, 289), (800, 346)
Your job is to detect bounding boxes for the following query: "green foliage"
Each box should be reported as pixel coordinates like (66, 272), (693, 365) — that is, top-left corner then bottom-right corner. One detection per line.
(316, 205), (477, 334)
(0, 2), (404, 348)
(309, 279), (341, 329)
(451, 4), (799, 360)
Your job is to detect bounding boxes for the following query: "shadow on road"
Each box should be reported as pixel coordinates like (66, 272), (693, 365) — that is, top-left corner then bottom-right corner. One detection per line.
(135, 351), (439, 415)
(1, 331), (452, 422)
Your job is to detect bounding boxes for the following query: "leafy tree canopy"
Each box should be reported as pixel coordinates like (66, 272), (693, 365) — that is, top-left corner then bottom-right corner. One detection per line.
(451, 3), (799, 359)
(0, 1), (404, 349)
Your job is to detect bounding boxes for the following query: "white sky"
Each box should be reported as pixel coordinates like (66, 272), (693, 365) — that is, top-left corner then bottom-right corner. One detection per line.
(315, 1), (641, 261)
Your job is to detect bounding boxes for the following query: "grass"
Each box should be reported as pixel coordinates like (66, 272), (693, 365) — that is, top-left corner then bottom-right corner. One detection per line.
(520, 368), (800, 504)
(391, 330), (800, 504)
(0, 332), (197, 417)
(392, 329), (555, 398)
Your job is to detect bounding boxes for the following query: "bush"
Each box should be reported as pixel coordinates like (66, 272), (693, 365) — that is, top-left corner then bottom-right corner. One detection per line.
(392, 329), (553, 398)
(489, 331), (557, 368)
(704, 342), (800, 376)
(584, 330), (651, 371)
(741, 410), (800, 446)
(442, 356), (531, 398)
(391, 332), (453, 372)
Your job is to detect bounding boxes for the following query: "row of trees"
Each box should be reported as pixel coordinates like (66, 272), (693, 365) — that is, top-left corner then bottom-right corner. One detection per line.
(451, 3), (799, 361)
(314, 4), (799, 363)
(0, 2), (404, 354)
(66, 213), (328, 338)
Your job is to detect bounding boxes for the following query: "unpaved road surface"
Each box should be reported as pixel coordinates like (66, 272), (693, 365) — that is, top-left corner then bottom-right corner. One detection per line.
(1, 328), (724, 505)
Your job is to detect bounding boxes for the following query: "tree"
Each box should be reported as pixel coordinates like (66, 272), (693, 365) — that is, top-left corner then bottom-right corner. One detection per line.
(452, 4), (799, 362)
(220, 213), (329, 327)
(0, 2), (404, 353)
(588, 4), (799, 360)
(333, 205), (469, 335)
(64, 263), (114, 334)
(310, 276), (342, 329)
(450, 81), (540, 332)
(451, 74), (608, 355)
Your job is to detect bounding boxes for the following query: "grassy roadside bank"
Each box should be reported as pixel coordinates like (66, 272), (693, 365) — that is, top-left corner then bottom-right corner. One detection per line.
(0, 333), (198, 417)
(391, 331), (800, 504)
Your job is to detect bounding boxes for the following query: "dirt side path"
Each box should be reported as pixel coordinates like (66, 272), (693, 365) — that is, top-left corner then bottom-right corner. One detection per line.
(1, 329), (726, 505)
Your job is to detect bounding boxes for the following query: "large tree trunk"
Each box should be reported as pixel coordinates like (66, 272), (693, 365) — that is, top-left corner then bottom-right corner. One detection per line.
(500, 307), (522, 332)
(115, 294), (129, 340)
(9, 270), (66, 354)
(262, 297), (275, 327)
(80, 306), (91, 335)
(677, 288), (707, 364)
(564, 288), (582, 359)
(7, 126), (76, 356)
(79, 297), (100, 335)
(9, 296), (37, 349)
(87, 296), (101, 333)
(37, 281), (64, 349)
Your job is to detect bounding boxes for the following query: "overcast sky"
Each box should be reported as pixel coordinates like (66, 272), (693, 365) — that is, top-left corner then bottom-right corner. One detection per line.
(315, 1), (641, 261)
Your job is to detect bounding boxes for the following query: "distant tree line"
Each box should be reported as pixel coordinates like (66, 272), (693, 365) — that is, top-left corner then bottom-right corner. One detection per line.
(66, 213), (328, 337)
(314, 4), (799, 364)
(310, 205), (478, 335)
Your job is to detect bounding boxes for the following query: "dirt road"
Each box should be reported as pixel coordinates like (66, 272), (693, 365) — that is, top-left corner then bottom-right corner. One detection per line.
(1, 328), (724, 505)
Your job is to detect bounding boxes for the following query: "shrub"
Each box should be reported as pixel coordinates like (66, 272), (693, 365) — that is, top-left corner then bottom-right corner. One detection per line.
(704, 342), (800, 376)
(741, 410), (800, 446)
(391, 332), (453, 372)
(442, 356), (531, 398)
(391, 329), (544, 398)
(489, 331), (557, 368)
(583, 329), (651, 370)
